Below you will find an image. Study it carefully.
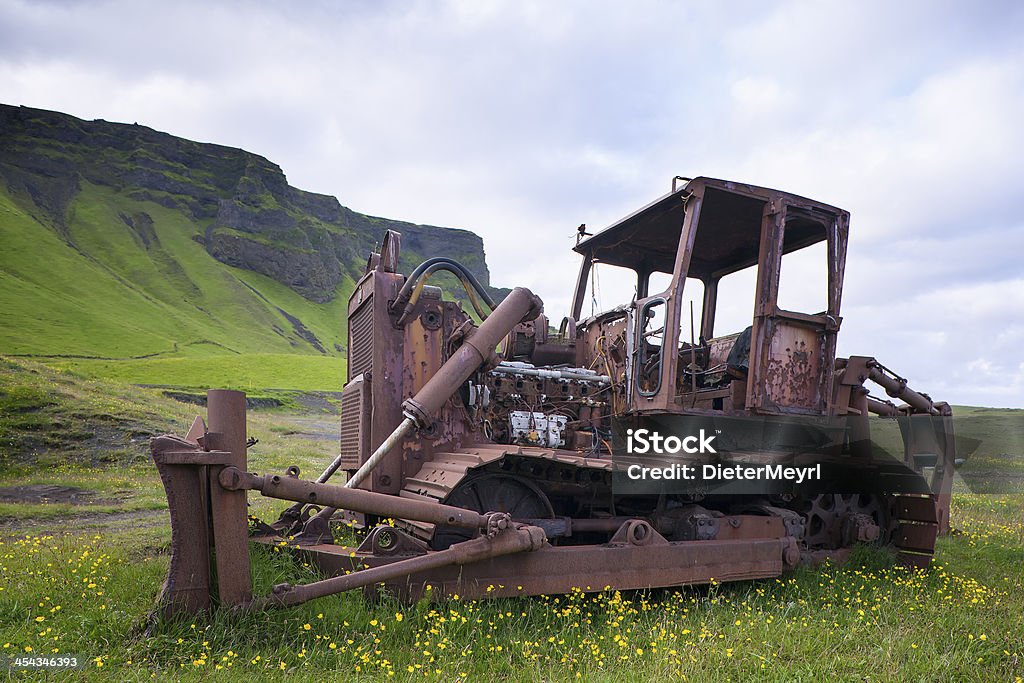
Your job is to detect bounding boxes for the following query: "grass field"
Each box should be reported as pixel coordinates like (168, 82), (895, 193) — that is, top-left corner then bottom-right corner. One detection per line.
(0, 358), (1022, 680)
(0, 182), (352, 390)
(40, 354), (345, 394)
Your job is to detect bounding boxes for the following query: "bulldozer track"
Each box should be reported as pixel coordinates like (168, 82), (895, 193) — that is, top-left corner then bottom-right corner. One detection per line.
(400, 446), (943, 562)
(400, 445), (612, 543)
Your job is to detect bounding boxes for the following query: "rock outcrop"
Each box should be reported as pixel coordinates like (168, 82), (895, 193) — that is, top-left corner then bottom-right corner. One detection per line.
(0, 103), (504, 303)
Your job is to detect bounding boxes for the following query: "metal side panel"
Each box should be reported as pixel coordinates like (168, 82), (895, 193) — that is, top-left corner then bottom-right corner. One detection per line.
(339, 377), (371, 471)
(348, 295), (374, 380)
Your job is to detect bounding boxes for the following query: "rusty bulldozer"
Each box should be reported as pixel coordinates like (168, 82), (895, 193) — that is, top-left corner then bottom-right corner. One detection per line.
(152, 177), (955, 616)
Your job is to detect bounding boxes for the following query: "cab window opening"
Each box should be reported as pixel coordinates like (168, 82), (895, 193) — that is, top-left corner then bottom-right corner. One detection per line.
(584, 261), (639, 318)
(777, 234), (828, 315)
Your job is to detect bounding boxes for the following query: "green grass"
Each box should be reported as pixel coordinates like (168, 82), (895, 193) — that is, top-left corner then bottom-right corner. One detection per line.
(864, 406), (1024, 494)
(0, 360), (1022, 680)
(43, 354), (345, 393)
(0, 182), (353, 389)
(0, 465), (167, 521)
(0, 357), (195, 472)
(0, 355), (340, 522)
(0, 498), (1021, 681)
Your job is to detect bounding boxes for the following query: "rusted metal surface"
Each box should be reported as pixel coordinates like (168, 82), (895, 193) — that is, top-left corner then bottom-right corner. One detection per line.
(151, 390), (253, 618)
(344, 418), (416, 491)
(762, 322), (823, 410)
(150, 175), (959, 616)
(399, 445), (613, 543)
(401, 286), (542, 427)
(151, 435), (214, 617)
(262, 524), (546, 608)
(205, 390), (252, 608)
(867, 361), (943, 416)
(391, 258), (496, 325)
(222, 467), (498, 531)
(301, 528), (800, 602)
(338, 375), (370, 471)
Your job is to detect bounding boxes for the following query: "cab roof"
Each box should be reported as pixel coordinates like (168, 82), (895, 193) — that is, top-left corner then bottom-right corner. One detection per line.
(573, 177), (848, 279)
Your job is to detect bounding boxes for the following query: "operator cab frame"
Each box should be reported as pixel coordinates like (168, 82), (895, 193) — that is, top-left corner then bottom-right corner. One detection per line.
(571, 177), (849, 417)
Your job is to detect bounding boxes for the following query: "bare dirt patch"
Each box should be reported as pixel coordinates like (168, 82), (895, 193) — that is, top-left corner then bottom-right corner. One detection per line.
(0, 508), (168, 538)
(278, 415), (339, 440)
(0, 484), (109, 504)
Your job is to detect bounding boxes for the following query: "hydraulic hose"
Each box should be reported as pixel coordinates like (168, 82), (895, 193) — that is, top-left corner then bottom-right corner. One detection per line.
(391, 257), (497, 325)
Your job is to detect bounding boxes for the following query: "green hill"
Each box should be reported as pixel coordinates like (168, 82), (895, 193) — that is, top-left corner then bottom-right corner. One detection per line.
(0, 104), (504, 390)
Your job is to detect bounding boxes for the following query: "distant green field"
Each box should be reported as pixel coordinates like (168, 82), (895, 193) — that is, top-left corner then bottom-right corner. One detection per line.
(42, 354), (345, 393)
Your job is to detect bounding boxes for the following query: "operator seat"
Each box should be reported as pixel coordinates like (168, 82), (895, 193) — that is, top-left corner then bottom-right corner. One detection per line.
(726, 326), (753, 379)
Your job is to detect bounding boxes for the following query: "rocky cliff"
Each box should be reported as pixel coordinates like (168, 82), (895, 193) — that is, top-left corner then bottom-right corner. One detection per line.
(0, 104), (501, 304)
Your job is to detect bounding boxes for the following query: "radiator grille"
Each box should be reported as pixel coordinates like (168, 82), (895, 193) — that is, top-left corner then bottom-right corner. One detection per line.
(339, 377), (368, 470)
(348, 295), (373, 379)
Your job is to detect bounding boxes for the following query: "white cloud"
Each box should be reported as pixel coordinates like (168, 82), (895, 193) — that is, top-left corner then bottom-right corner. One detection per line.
(1, 0), (1023, 405)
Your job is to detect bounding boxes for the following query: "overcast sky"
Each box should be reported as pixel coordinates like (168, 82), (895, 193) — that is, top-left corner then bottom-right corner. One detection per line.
(2, 0), (1023, 407)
